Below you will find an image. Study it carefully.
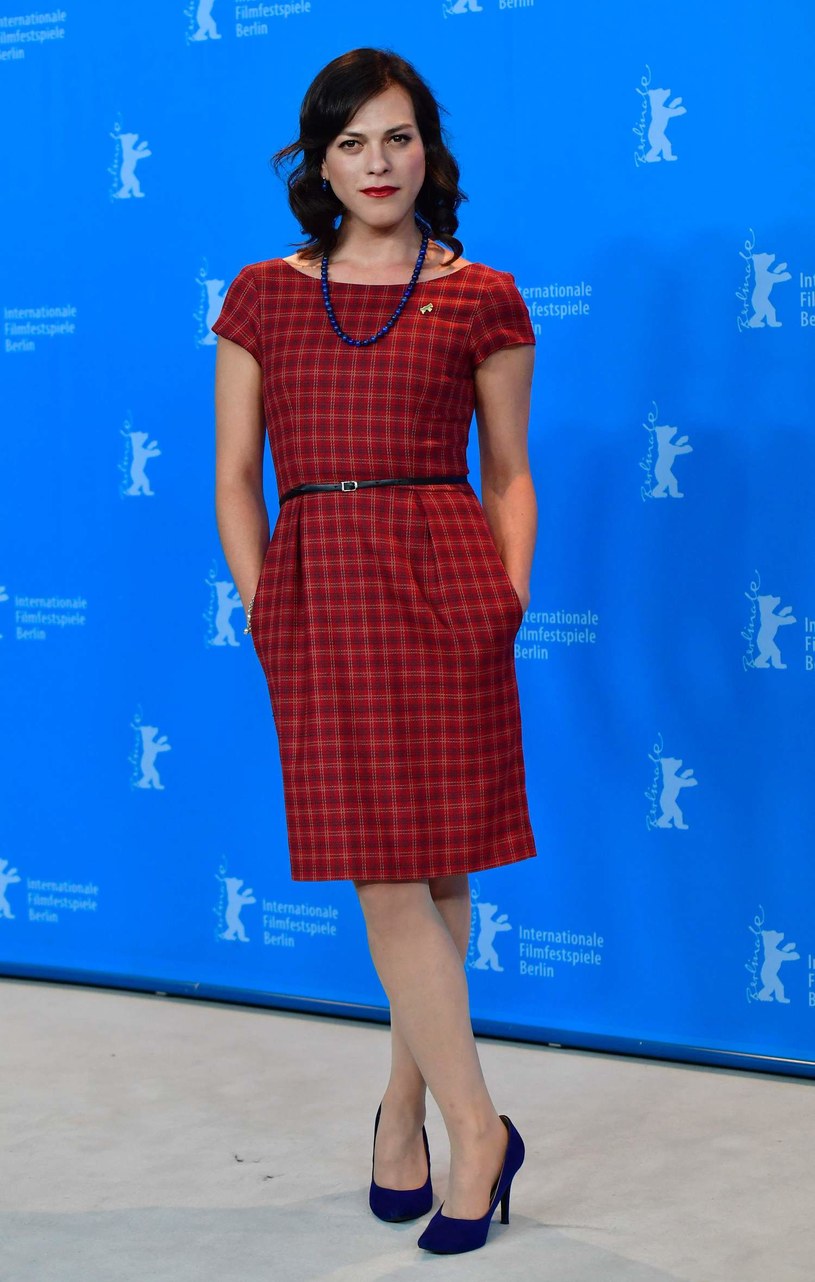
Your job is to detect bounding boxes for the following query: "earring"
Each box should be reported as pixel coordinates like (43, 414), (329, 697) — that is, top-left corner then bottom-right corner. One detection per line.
(322, 178), (329, 192)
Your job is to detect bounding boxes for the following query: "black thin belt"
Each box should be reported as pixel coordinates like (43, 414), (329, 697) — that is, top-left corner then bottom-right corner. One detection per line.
(278, 474), (469, 506)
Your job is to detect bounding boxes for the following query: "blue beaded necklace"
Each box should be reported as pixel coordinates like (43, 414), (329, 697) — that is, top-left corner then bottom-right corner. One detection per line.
(321, 212), (432, 347)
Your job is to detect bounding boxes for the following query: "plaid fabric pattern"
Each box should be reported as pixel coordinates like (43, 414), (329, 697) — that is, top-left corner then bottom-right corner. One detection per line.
(213, 259), (538, 881)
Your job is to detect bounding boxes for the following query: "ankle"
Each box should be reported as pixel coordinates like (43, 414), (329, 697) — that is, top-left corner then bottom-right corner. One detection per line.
(381, 1086), (427, 1126)
(448, 1108), (506, 1150)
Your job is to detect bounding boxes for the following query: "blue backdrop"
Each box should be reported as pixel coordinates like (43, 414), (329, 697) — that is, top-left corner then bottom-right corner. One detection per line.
(2, 0), (814, 1078)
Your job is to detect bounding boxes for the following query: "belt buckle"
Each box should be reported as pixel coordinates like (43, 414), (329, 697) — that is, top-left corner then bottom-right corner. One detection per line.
(340, 479), (358, 492)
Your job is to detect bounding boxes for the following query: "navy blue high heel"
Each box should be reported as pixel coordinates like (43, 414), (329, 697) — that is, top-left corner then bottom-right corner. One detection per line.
(369, 1102), (434, 1222)
(416, 1115), (524, 1253)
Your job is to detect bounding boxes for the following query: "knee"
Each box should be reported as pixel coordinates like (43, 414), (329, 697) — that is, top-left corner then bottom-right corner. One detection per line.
(428, 873), (469, 903)
(354, 879), (431, 936)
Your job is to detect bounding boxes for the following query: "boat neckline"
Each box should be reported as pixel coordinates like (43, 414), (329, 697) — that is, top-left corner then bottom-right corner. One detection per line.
(276, 258), (479, 286)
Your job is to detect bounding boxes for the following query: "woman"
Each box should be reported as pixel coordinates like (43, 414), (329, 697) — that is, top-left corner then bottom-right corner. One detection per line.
(213, 48), (537, 1255)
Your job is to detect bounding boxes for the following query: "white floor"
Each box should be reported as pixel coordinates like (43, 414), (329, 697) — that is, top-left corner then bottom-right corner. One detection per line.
(1, 977), (812, 1281)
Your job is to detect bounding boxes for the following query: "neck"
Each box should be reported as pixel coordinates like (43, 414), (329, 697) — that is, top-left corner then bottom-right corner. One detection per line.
(329, 210), (424, 269)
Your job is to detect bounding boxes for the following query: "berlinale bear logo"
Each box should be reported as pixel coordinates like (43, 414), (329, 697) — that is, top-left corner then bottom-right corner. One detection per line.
(472, 902), (512, 972)
(634, 69), (686, 167)
(747, 252), (792, 329)
(130, 712), (172, 790)
(757, 930), (799, 1003)
(642, 88), (686, 162)
(444, 0), (484, 15)
(120, 426), (161, 498)
(640, 403), (694, 501)
(0, 858), (21, 920)
(737, 234), (791, 331)
(754, 594), (796, 669)
(109, 128), (152, 200)
(203, 278), (227, 347)
(742, 573), (798, 672)
(204, 566), (245, 647)
(219, 876), (256, 943)
(655, 756), (698, 830)
(188, 0), (221, 41)
(646, 735), (698, 831)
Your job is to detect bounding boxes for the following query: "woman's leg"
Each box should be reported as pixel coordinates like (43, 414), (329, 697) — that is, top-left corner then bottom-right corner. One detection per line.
(372, 875), (472, 1190)
(356, 876), (508, 1219)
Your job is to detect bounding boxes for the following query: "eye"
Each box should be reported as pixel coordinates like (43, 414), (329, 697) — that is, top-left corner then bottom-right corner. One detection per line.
(338, 134), (412, 149)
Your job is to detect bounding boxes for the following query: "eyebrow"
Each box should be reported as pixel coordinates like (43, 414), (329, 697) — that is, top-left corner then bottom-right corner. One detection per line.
(339, 122), (414, 138)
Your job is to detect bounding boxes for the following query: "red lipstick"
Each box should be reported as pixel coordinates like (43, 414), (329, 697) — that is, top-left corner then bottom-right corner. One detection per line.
(361, 187), (399, 197)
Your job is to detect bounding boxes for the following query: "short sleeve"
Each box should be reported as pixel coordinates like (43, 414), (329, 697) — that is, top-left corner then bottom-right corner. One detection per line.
(211, 265), (260, 362)
(468, 271), (536, 368)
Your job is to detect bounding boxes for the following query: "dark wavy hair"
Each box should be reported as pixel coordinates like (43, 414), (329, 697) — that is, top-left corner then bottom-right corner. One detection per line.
(270, 48), (467, 264)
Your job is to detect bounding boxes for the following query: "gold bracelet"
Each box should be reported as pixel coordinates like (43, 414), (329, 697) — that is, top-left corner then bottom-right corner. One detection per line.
(243, 594), (256, 635)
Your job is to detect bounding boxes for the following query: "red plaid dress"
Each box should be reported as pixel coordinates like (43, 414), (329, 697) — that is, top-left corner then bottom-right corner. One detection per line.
(212, 257), (538, 882)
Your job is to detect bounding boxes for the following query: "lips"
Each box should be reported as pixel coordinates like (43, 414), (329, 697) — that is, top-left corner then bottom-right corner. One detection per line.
(361, 187), (399, 197)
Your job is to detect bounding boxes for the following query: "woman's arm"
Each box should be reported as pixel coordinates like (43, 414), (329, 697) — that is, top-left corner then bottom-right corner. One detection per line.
(214, 336), (269, 616)
(473, 343), (537, 611)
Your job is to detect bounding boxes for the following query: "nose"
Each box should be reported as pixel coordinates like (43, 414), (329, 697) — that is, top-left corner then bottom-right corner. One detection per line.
(366, 145), (391, 175)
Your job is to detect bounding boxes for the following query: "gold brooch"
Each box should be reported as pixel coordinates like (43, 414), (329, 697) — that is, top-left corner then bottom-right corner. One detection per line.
(419, 303), (434, 314)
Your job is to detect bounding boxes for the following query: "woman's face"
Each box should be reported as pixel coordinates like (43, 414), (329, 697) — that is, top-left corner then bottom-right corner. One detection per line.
(320, 84), (426, 232)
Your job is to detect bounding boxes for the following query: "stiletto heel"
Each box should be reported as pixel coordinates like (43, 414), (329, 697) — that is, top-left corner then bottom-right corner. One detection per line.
(369, 1102), (434, 1223)
(417, 1115), (524, 1254)
(500, 1185), (510, 1224)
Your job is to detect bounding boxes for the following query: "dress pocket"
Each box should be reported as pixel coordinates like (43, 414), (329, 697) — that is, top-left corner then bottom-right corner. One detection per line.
(417, 489), (524, 641)
(249, 536), (276, 646)
(482, 530), (524, 632)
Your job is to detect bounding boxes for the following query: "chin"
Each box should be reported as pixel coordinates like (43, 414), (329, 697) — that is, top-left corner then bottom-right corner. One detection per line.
(356, 201), (414, 219)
